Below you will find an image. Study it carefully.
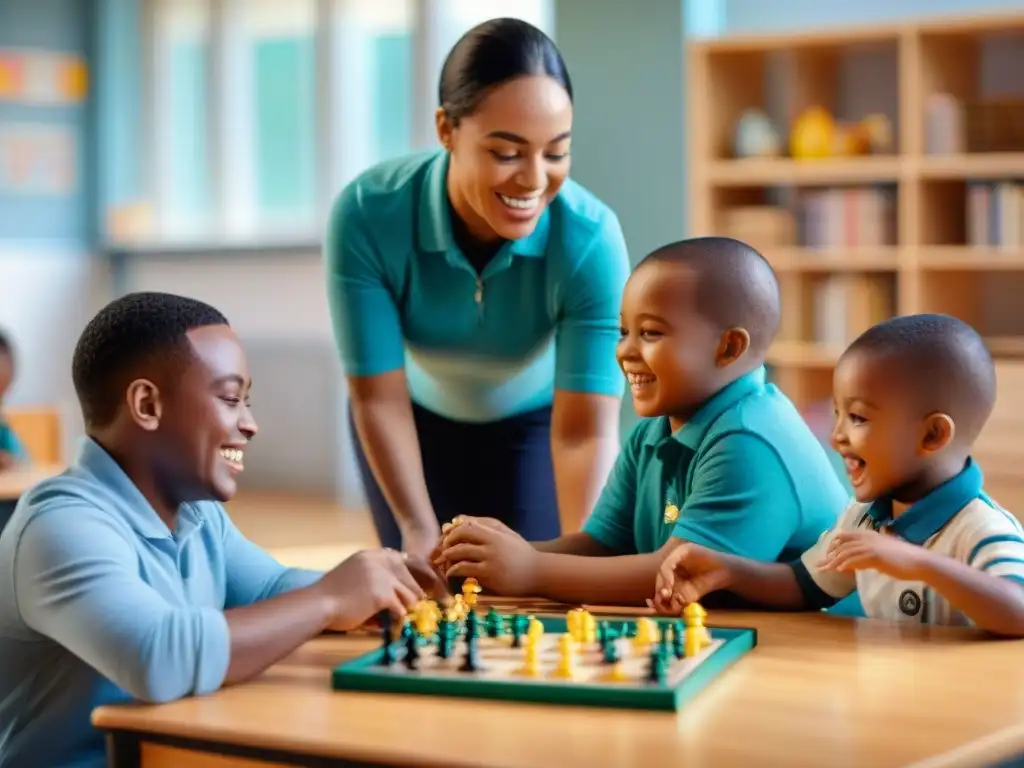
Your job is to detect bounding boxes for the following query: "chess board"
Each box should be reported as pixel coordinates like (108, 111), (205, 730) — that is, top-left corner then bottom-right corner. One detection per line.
(331, 611), (757, 711)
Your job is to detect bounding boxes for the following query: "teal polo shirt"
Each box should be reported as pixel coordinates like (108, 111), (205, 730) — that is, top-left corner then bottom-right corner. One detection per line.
(0, 438), (323, 768)
(582, 367), (848, 560)
(324, 150), (630, 422)
(0, 418), (26, 461)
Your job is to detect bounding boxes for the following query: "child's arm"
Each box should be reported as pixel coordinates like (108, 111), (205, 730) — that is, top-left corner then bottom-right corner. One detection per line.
(656, 504), (861, 612)
(824, 529), (1024, 636)
(653, 542), (808, 610)
(917, 554), (1024, 636)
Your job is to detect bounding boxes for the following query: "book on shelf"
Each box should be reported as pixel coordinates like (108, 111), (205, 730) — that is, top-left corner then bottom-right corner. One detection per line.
(967, 181), (1024, 248)
(799, 187), (896, 249)
(812, 274), (894, 348)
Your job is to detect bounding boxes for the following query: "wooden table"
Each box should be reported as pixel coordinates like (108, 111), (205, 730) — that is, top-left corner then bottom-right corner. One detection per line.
(91, 607), (1024, 768)
(0, 463), (63, 501)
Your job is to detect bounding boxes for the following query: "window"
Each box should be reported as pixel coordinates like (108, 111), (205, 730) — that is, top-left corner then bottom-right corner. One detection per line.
(231, 0), (317, 233)
(128, 0), (553, 247)
(151, 0), (211, 238)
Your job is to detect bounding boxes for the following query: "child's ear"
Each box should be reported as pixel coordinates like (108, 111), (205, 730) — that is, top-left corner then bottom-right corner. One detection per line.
(126, 379), (162, 432)
(715, 327), (750, 367)
(920, 412), (954, 455)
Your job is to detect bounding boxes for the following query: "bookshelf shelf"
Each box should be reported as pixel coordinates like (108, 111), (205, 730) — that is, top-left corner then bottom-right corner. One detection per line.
(688, 11), (1024, 420)
(918, 154), (1024, 180)
(916, 247), (1024, 271)
(766, 341), (842, 368)
(706, 157), (904, 186)
(766, 247), (900, 272)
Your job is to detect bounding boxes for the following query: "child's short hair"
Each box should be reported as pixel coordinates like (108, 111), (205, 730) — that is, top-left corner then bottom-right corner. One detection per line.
(638, 236), (781, 354)
(0, 328), (12, 358)
(71, 292), (229, 429)
(843, 313), (996, 444)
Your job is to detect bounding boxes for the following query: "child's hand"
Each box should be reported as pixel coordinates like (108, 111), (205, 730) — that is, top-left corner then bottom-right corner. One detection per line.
(439, 517), (538, 596)
(433, 516), (523, 569)
(648, 542), (733, 613)
(820, 529), (925, 581)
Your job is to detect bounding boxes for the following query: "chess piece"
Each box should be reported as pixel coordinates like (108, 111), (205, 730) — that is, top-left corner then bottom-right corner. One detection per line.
(519, 635), (541, 677)
(510, 614), (528, 648)
(645, 647), (667, 684)
(550, 633), (577, 680)
(403, 623), (420, 670)
(378, 611), (396, 667)
(484, 607), (503, 638)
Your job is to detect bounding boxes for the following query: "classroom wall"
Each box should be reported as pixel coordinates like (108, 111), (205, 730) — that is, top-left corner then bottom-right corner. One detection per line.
(553, 0), (687, 434)
(0, 0), (112, 460)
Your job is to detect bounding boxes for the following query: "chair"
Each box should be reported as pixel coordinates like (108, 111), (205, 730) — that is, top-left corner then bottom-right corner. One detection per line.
(5, 406), (63, 464)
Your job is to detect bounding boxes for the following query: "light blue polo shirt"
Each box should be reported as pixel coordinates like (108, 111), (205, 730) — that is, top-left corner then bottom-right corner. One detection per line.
(323, 150), (630, 422)
(0, 438), (323, 768)
(582, 366), (848, 560)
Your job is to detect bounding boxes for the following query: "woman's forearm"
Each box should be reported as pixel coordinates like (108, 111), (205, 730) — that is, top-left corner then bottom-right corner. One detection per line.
(551, 391), (621, 533)
(348, 373), (436, 541)
(552, 435), (619, 534)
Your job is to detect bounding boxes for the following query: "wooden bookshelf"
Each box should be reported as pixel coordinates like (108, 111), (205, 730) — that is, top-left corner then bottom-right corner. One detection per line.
(688, 12), (1024, 411)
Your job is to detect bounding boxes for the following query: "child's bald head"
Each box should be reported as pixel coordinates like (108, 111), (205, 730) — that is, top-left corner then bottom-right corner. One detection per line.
(636, 236), (781, 357)
(617, 237), (781, 422)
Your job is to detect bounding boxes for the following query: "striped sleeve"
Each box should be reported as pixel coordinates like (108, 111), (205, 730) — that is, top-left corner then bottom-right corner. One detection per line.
(792, 500), (864, 606)
(964, 504), (1024, 585)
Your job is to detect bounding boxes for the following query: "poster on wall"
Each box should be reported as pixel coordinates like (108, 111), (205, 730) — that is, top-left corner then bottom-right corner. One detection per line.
(0, 48), (87, 105)
(0, 122), (76, 196)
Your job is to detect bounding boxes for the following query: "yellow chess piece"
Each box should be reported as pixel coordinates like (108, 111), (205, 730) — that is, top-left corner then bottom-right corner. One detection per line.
(633, 617), (657, 649)
(565, 608), (584, 642)
(683, 602), (712, 648)
(582, 611), (597, 644)
(549, 633), (577, 680)
(452, 594), (468, 621)
(518, 635), (541, 677)
(412, 602), (437, 637)
(528, 616), (544, 641)
(462, 577), (482, 607)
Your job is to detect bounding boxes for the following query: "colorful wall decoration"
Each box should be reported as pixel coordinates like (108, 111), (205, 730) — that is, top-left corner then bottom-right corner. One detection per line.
(0, 47), (87, 105)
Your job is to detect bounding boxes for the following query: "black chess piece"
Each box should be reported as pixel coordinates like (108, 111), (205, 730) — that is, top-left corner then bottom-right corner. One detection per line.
(378, 611), (396, 667)
(403, 623), (420, 670)
(646, 647), (667, 684)
(459, 635), (482, 672)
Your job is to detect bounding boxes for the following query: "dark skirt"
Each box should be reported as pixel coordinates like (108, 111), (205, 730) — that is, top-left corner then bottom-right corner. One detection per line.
(348, 401), (561, 549)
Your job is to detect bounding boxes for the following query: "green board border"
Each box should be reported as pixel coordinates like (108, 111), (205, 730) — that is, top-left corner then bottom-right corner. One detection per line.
(332, 614), (757, 711)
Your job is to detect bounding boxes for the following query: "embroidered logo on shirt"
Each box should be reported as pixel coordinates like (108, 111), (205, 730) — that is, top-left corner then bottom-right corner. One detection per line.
(898, 589), (922, 617)
(663, 503), (679, 524)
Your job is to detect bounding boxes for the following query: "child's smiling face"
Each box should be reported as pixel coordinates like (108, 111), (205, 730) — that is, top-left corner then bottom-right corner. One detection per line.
(616, 260), (732, 425)
(831, 351), (953, 504)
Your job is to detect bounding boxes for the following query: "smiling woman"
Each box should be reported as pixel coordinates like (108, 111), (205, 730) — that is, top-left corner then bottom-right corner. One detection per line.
(324, 18), (630, 559)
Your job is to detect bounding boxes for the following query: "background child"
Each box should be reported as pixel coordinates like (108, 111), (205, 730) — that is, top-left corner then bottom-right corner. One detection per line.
(436, 237), (848, 605)
(653, 313), (1024, 636)
(0, 330), (27, 471)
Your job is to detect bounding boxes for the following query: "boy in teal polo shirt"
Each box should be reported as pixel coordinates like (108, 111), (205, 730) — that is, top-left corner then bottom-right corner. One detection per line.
(436, 237), (848, 605)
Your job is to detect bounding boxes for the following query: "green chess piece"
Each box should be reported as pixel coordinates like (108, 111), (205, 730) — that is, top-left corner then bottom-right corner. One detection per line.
(602, 638), (619, 665)
(645, 647), (667, 684)
(484, 607), (503, 638)
(672, 620), (685, 659)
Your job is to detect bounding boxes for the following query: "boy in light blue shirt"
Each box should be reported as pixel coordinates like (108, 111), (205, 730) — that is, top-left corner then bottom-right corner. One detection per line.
(436, 237), (848, 604)
(0, 292), (445, 768)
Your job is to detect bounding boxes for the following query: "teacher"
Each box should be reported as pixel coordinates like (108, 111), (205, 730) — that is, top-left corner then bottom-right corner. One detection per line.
(324, 17), (629, 559)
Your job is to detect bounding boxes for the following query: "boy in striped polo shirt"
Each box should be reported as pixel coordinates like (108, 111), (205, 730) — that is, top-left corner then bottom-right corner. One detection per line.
(653, 314), (1024, 635)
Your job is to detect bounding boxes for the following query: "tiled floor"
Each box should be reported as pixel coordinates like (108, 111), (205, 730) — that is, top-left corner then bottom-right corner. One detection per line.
(225, 491), (378, 571)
